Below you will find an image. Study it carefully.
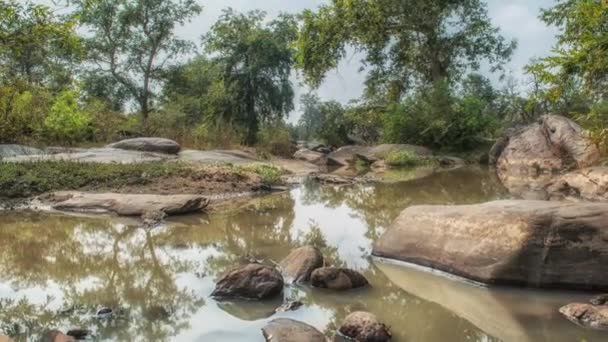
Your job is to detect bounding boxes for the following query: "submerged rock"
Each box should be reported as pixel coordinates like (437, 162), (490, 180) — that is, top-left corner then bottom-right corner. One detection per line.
(48, 192), (209, 216)
(373, 200), (608, 290)
(262, 318), (326, 342)
(106, 137), (181, 155)
(310, 267), (368, 290)
(339, 311), (391, 342)
(279, 246), (324, 283)
(560, 303), (608, 330)
(211, 264), (284, 300)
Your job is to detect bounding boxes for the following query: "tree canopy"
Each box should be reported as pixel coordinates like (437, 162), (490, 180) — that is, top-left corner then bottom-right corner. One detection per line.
(296, 0), (516, 102)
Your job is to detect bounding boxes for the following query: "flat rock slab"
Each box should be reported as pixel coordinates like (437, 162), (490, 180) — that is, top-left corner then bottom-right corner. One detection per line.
(178, 149), (258, 165)
(373, 200), (608, 290)
(0, 144), (44, 158)
(262, 318), (326, 342)
(4, 148), (171, 164)
(48, 192), (209, 216)
(106, 137), (181, 154)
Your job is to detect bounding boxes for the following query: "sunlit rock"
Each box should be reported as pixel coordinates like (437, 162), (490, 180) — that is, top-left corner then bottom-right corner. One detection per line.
(279, 246), (324, 283)
(339, 311), (391, 342)
(262, 318), (326, 342)
(310, 267), (368, 290)
(211, 263), (284, 300)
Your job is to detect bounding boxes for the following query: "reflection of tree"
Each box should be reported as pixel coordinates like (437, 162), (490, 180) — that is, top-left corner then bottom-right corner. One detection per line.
(0, 213), (204, 341)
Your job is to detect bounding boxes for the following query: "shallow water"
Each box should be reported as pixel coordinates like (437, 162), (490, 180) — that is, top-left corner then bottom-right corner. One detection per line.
(0, 167), (606, 341)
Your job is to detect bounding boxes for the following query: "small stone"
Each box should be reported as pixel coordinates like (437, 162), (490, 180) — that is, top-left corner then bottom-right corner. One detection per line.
(339, 311), (391, 342)
(275, 300), (304, 313)
(211, 263), (284, 300)
(590, 294), (608, 306)
(310, 267), (368, 290)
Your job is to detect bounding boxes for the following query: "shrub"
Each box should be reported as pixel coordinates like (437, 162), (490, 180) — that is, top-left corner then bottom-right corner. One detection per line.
(0, 84), (52, 144)
(43, 89), (91, 144)
(575, 101), (608, 156)
(384, 150), (425, 167)
(242, 164), (283, 184)
(257, 123), (294, 158)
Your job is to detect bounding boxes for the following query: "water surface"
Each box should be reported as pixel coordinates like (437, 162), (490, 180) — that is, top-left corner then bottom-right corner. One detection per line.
(0, 167), (605, 341)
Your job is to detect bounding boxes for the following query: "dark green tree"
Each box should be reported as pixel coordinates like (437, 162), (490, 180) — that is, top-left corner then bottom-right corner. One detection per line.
(72, 0), (202, 124)
(297, 0), (516, 102)
(204, 9), (297, 145)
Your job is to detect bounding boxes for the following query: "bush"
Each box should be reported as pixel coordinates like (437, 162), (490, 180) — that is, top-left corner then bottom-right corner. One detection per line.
(575, 101), (608, 156)
(242, 164), (283, 184)
(43, 89), (91, 144)
(384, 150), (425, 167)
(0, 83), (52, 144)
(257, 123), (294, 158)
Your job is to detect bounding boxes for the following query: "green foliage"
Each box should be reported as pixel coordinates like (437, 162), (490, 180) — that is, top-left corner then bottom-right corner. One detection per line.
(384, 151), (424, 167)
(43, 89), (91, 143)
(382, 82), (497, 150)
(0, 82), (52, 143)
(574, 101), (608, 155)
(73, 0), (202, 121)
(297, 93), (351, 146)
(535, 0), (608, 100)
(297, 0), (516, 99)
(257, 122), (294, 158)
(241, 164), (283, 185)
(204, 9), (297, 145)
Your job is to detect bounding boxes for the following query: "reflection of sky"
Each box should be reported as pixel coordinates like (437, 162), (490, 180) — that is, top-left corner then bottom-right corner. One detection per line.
(289, 187), (372, 269)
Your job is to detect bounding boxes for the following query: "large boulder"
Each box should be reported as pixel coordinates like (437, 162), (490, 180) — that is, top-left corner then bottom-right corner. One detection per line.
(560, 303), (608, 330)
(293, 149), (326, 165)
(106, 137), (181, 155)
(262, 318), (326, 342)
(279, 246), (324, 283)
(339, 311), (391, 342)
(211, 264), (284, 300)
(310, 267), (369, 290)
(373, 200), (608, 290)
(0, 144), (43, 158)
(495, 115), (600, 197)
(48, 192), (209, 216)
(327, 144), (432, 166)
(547, 167), (608, 202)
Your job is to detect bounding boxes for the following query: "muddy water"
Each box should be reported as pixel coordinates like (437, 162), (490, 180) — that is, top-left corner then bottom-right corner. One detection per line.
(0, 167), (606, 341)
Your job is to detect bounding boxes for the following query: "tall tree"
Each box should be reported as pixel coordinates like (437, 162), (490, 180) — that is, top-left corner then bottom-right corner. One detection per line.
(204, 9), (297, 145)
(72, 0), (202, 124)
(533, 0), (608, 100)
(0, 0), (82, 87)
(297, 0), (516, 102)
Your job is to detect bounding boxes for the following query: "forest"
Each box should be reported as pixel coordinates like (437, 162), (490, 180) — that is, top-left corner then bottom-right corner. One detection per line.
(1, 0), (606, 156)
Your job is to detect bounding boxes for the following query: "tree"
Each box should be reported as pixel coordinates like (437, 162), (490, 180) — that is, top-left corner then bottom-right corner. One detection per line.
(297, 0), (516, 102)
(297, 93), (351, 146)
(534, 0), (608, 100)
(0, 0), (82, 87)
(72, 0), (202, 124)
(204, 9), (297, 145)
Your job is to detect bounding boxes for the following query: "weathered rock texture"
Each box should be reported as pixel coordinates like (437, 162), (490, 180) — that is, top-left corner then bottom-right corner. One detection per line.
(279, 246), (324, 283)
(495, 115), (600, 198)
(262, 318), (326, 342)
(547, 167), (608, 202)
(211, 264), (284, 300)
(328, 144), (431, 166)
(560, 303), (608, 330)
(293, 149), (326, 165)
(310, 267), (369, 290)
(106, 137), (181, 154)
(0, 144), (43, 158)
(49, 192), (209, 216)
(373, 200), (608, 290)
(339, 311), (391, 342)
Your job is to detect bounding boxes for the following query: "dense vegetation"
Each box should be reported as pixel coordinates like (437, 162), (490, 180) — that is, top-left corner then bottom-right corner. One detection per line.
(0, 0), (606, 153)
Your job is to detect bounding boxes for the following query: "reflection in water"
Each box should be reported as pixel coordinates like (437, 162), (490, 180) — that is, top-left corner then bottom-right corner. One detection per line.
(0, 167), (603, 341)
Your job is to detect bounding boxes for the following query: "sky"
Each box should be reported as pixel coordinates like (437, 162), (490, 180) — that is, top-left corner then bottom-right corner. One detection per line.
(41, 0), (560, 120)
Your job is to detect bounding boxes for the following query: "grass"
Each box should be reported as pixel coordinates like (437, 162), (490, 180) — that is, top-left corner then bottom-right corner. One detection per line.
(0, 160), (284, 198)
(384, 150), (427, 167)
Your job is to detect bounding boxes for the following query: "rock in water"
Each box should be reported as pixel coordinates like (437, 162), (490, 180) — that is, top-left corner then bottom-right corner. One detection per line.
(339, 311), (391, 342)
(373, 200), (608, 290)
(279, 246), (324, 283)
(211, 264), (284, 300)
(310, 267), (368, 290)
(262, 318), (326, 342)
(560, 303), (608, 330)
(106, 137), (181, 155)
(49, 192), (209, 216)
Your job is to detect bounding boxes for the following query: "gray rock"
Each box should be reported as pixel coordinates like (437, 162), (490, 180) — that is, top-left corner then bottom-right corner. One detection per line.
(107, 137), (181, 154)
(560, 303), (608, 330)
(590, 294), (608, 306)
(0, 144), (43, 158)
(328, 144), (432, 166)
(311, 267), (369, 290)
(48, 192), (209, 216)
(293, 149), (326, 165)
(547, 167), (608, 201)
(373, 200), (608, 290)
(262, 318), (326, 342)
(339, 311), (391, 342)
(279, 246), (324, 283)
(211, 264), (283, 300)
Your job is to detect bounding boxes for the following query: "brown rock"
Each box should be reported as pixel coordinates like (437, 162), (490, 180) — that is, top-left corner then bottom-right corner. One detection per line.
(106, 137), (181, 154)
(293, 149), (326, 165)
(547, 167), (608, 201)
(339, 311), (391, 342)
(310, 267), (368, 290)
(373, 200), (608, 290)
(279, 246), (324, 283)
(211, 264), (284, 300)
(49, 192), (209, 216)
(560, 303), (608, 330)
(262, 318), (326, 342)
(0, 335), (14, 342)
